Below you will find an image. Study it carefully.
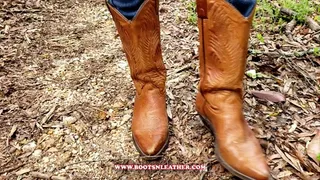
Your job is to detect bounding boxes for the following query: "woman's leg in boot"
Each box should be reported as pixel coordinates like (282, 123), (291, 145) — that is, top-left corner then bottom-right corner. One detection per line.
(195, 0), (270, 179)
(106, 0), (168, 159)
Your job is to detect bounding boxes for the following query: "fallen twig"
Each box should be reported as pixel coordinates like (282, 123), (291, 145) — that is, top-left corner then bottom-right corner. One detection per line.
(284, 57), (319, 91)
(249, 49), (311, 57)
(0, 9), (41, 14)
(275, 145), (302, 172)
(171, 64), (193, 75)
(62, 159), (110, 168)
(286, 19), (297, 41)
(30, 172), (50, 179)
(249, 49), (319, 91)
(60, 158), (133, 169)
(51, 176), (67, 180)
(275, 49), (319, 89)
(30, 172), (67, 180)
(40, 105), (57, 125)
(280, 7), (297, 16)
(0, 163), (26, 174)
(280, 7), (320, 31)
(306, 17), (320, 31)
(6, 124), (17, 146)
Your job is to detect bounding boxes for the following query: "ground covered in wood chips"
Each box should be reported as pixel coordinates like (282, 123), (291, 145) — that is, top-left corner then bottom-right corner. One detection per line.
(0, 0), (319, 179)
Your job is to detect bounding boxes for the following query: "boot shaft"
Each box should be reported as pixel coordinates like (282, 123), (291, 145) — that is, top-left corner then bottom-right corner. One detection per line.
(107, 0), (166, 94)
(196, 0), (255, 94)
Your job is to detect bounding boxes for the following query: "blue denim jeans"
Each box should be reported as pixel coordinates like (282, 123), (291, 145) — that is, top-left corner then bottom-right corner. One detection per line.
(108, 0), (256, 20)
(108, 0), (145, 20)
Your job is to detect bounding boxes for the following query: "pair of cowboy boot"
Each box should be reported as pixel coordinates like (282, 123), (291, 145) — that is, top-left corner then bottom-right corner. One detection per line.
(106, 0), (270, 179)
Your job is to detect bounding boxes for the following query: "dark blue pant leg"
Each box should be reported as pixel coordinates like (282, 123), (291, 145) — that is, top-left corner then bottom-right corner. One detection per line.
(227, 0), (256, 17)
(108, 0), (145, 20)
(108, 0), (256, 20)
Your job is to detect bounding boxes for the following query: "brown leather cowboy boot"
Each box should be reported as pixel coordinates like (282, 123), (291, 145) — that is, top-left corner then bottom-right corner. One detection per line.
(107, 0), (168, 159)
(195, 0), (270, 179)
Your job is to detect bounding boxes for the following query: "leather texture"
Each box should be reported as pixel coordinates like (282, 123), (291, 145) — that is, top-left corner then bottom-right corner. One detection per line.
(196, 0), (270, 179)
(107, 0), (168, 156)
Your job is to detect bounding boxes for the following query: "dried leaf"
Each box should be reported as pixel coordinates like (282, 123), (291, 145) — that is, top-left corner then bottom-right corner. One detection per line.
(251, 90), (286, 102)
(167, 106), (172, 120)
(285, 152), (303, 172)
(307, 129), (320, 165)
(275, 145), (301, 172)
(15, 168), (31, 175)
(306, 17), (320, 31)
(277, 170), (292, 178)
(52, 176), (67, 180)
(8, 124), (17, 138)
(6, 124), (18, 146)
(30, 172), (51, 179)
(62, 116), (77, 125)
(288, 121), (298, 133)
(22, 141), (36, 153)
(123, 114), (131, 122)
(97, 111), (108, 120)
(117, 60), (128, 70)
(40, 105), (57, 125)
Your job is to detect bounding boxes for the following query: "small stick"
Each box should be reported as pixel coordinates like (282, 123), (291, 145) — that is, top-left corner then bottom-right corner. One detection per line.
(52, 176), (67, 180)
(0, 9), (41, 13)
(30, 172), (50, 179)
(29, 172), (67, 180)
(280, 7), (297, 16)
(40, 105), (57, 125)
(306, 17), (320, 31)
(6, 124), (17, 146)
(0, 163), (26, 174)
(286, 19), (297, 41)
(280, 7), (320, 31)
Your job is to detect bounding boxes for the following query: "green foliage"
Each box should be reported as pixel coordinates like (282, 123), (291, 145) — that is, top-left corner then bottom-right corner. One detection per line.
(313, 47), (320, 56)
(255, 0), (282, 31)
(255, 0), (317, 32)
(187, 0), (317, 26)
(256, 33), (265, 43)
(317, 153), (320, 161)
(315, 16), (320, 23)
(245, 69), (267, 79)
(256, 0), (280, 19)
(279, 0), (315, 23)
(187, 1), (197, 25)
(187, 12), (197, 25)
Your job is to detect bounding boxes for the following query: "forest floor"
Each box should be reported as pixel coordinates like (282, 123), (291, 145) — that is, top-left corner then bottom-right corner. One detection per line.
(0, 0), (319, 179)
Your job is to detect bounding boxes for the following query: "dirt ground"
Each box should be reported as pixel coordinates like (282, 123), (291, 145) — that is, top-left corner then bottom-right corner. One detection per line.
(0, 0), (319, 179)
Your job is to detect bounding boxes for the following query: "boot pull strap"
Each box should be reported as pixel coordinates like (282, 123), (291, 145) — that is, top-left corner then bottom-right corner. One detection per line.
(155, 0), (159, 15)
(196, 0), (207, 18)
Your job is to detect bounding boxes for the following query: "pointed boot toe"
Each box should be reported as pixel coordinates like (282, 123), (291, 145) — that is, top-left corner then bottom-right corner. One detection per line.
(220, 153), (270, 180)
(249, 163), (270, 180)
(133, 130), (168, 157)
